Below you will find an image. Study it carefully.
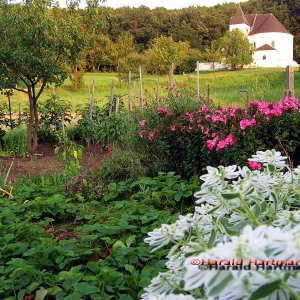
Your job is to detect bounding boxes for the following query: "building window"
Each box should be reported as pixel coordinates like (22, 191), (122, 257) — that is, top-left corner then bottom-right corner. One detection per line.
(271, 40), (275, 47)
(263, 55), (266, 60)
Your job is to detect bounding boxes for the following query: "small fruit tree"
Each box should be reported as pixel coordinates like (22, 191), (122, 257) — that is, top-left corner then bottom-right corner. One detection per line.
(0, 0), (84, 154)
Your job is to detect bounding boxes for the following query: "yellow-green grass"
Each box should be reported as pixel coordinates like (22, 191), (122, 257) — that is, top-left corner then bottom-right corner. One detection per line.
(1, 68), (299, 111)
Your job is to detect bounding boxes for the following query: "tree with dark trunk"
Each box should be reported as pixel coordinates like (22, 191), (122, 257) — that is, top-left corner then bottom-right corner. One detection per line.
(0, 0), (84, 154)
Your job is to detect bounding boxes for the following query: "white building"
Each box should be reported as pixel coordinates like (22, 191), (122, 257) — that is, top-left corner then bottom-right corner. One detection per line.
(229, 6), (299, 68)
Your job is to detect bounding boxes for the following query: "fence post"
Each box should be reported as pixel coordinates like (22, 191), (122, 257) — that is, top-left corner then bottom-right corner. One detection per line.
(128, 71), (131, 113)
(115, 96), (120, 115)
(285, 65), (294, 97)
(109, 80), (114, 116)
(156, 76), (160, 101)
(139, 66), (144, 112)
(197, 61), (200, 98)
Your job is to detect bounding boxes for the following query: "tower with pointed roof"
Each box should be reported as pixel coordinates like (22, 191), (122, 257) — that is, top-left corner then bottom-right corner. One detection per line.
(229, 5), (298, 67)
(229, 4), (250, 35)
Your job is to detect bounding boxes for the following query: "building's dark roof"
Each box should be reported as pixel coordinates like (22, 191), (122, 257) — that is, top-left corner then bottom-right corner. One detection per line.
(247, 13), (291, 35)
(256, 44), (277, 51)
(230, 6), (292, 35)
(230, 5), (250, 26)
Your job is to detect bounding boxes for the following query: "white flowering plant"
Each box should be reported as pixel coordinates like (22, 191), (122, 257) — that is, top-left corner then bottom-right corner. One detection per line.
(142, 150), (300, 300)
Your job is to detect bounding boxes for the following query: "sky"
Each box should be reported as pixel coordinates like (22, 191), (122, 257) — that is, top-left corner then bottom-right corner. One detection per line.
(101, 0), (247, 9)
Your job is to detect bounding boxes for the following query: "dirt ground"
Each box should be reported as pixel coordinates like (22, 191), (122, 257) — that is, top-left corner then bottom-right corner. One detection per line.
(0, 143), (107, 182)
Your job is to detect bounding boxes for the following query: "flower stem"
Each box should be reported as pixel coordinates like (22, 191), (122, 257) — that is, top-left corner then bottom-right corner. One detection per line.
(281, 281), (300, 300)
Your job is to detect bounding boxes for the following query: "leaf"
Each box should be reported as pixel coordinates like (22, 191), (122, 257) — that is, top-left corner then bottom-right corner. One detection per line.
(126, 235), (136, 247)
(271, 192), (278, 214)
(35, 288), (47, 300)
(219, 217), (236, 236)
(221, 192), (240, 200)
(74, 282), (100, 295)
(47, 286), (63, 296)
(210, 274), (233, 296)
(87, 262), (100, 274)
(208, 228), (216, 248)
(112, 240), (126, 250)
(124, 264), (135, 274)
(249, 280), (281, 300)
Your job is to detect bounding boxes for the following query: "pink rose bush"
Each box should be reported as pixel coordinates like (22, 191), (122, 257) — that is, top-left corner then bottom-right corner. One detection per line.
(136, 96), (300, 177)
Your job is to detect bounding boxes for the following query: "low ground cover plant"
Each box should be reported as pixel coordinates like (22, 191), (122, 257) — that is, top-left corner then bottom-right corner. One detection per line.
(0, 162), (199, 299)
(143, 150), (300, 300)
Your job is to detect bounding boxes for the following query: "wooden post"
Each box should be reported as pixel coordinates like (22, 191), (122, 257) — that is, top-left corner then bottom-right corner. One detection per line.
(115, 96), (120, 114)
(197, 61), (200, 98)
(128, 71), (131, 113)
(7, 93), (12, 129)
(156, 76), (160, 101)
(18, 103), (21, 125)
(87, 84), (92, 147)
(285, 65), (294, 97)
(170, 62), (174, 88)
(109, 80), (114, 116)
(90, 80), (94, 124)
(139, 66), (143, 112)
(133, 80), (137, 104)
(207, 84), (210, 103)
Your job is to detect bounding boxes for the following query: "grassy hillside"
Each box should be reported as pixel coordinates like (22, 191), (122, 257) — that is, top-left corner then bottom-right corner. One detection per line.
(1, 68), (299, 111)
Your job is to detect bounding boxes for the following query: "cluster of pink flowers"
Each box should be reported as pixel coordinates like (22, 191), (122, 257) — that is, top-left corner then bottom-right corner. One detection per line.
(138, 97), (299, 149)
(248, 97), (299, 119)
(206, 133), (235, 151)
(240, 119), (256, 130)
(248, 160), (262, 170)
(139, 119), (146, 126)
(156, 107), (169, 115)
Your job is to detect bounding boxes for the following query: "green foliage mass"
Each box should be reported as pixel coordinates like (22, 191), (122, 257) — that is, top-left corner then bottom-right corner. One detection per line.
(213, 29), (254, 69)
(0, 169), (199, 299)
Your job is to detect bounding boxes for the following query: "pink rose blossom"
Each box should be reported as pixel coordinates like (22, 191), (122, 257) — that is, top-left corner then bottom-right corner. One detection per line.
(206, 138), (217, 151)
(156, 107), (169, 115)
(201, 105), (209, 112)
(170, 125), (176, 132)
(240, 119), (256, 130)
(148, 131), (155, 141)
(248, 160), (262, 170)
(204, 114), (211, 122)
(139, 119), (146, 126)
(139, 130), (146, 138)
(216, 133), (235, 151)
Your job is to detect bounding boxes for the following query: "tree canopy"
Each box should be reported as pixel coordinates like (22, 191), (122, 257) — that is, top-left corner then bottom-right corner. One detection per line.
(213, 29), (254, 69)
(0, 0), (85, 152)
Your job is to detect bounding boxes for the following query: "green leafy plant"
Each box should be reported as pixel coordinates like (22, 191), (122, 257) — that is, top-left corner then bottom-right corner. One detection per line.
(38, 94), (72, 142)
(1, 124), (28, 157)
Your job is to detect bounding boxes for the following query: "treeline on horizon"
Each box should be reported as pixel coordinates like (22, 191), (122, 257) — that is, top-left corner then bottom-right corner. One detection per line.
(86, 0), (300, 68)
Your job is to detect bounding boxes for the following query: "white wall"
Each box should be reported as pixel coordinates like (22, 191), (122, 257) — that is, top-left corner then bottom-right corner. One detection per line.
(248, 32), (294, 62)
(229, 24), (250, 35)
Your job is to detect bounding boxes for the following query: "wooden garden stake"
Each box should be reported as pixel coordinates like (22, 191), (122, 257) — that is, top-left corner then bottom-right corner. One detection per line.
(207, 84), (210, 103)
(197, 61), (200, 98)
(139, 66), (144, 112)
(285, 65), (294, 97)
(115, 96), (120, 114)
(18, 103), (21, 125)
(128, 71), (131, 113)
(156, 76), (160, 101)
(109, 80), (115, 116)
(133, 80), (137, 102)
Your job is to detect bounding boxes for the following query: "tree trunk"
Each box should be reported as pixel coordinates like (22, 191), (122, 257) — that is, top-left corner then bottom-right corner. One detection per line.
(27, 88), (39, 155)
(27, 95), (35, 155)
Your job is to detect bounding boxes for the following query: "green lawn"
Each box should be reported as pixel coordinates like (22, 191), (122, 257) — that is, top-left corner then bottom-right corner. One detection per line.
(1, 68), (299, 110)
